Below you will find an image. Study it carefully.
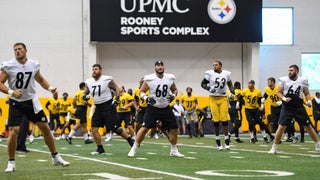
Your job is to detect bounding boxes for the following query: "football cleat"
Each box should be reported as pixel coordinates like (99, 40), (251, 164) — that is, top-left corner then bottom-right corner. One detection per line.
(225, 144), (230, 150)
(217, 146), (223, 151)
(65, 137), (72, 144)
(105, 134), (112, 142)
(263, 137), (269, 143)
(292, 136), (298, 144)
(170, 150), (185, 157)
(250, 138), (255, 144)
(90, 149), (106, 155)
(84, 139), (94, 144)
(56, 135), (62, 140)
(5, 161), (15, 172)
(235, 138), (244, 143)
(128, 146), (137, 157)
(29, 135), (34, 144)
(316, 142), (320, 152)
(268, 144), (278, 154)
(52, 154), (70, 166)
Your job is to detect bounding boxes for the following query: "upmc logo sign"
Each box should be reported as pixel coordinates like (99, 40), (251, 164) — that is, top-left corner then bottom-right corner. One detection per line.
(120, 0), (189, 13)
(90, 0), (262, 42)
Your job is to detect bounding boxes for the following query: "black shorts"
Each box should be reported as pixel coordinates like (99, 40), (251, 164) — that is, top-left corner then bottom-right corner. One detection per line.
(92, 100), (118, 128)
(136, 107), (146, 123)
(68, 118), (76, 125)
(279, 104), (311, 126)
(117, 112), (132, 127)
(244, 108), (261, 125)
(143, 105), (178, 130)
(76, 106), (88, 124)
(8, 99), (48, 127)
(270, 105), (281, 123)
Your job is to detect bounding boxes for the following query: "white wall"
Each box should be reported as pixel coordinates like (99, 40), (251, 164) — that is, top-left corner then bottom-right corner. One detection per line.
(0, 0), (84, 97)
(260, 0), (320, 95)
(1, 0), (319, 98)
(97, 43), (245, 96)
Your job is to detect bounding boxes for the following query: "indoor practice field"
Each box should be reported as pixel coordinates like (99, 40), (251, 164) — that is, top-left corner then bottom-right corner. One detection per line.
(0, 134), (319, 180)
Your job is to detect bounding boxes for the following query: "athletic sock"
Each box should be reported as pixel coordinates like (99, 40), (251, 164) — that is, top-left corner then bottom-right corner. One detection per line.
(83, 133), (89, 140)
(68, 130), (75, 138)
(261, 130), (267, 138)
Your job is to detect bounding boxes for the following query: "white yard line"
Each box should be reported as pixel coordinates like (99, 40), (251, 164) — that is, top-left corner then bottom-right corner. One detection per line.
(112, 139), (320, 158)
(0, 144), (204, 180)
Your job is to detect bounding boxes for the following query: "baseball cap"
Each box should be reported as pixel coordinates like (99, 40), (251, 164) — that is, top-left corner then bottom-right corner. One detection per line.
(248, 80), (255, 85)
(155, 60), (164, 66)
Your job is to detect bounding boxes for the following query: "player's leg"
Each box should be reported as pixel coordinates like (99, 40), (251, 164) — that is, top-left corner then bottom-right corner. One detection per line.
(245, 109), (255, 143)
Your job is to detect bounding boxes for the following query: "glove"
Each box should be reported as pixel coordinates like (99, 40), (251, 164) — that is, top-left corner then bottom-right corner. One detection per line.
(112, 99), (119, 107)
(82, 94), (90, 101)
(236, 101), (240, 109)
(306, 100), (312, 108)
(147, 97), (156, 105)
(276, 101), (282, 106)
(261, 98), (266, 104)
(166, 94), (175, 103)
(209, 87), (216, 93)
(228, 93), (235, 99)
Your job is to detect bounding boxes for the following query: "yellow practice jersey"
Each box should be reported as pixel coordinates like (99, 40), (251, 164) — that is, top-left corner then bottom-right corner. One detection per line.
(181, 94), (198, 111)
(46, 98), (60, 114)
(241, 88), (262, 109)
(265, 85), (281, 107)
(116, 92), (134, 113)
(134, 87), (149, 108)
(67, 106), (78, 120)
(59, 98), (72, 114)
(74, 90), (87, 106)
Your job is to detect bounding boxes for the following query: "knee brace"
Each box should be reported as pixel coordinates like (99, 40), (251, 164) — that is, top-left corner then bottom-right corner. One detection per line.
(214, 122), (220, 127)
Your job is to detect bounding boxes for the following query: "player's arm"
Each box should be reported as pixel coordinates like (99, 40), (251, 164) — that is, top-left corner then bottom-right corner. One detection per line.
(109, 80), (120, 96)
(139, 81), (149, 95)
(72, 97), (77, 107)
(0, 70), (10, 95)
(122, 99), (135, 110)
(236, 93), (244, 110)
(170, 82), (178, 96)
(227, 80), (235, 94)
(109, 80), (120, 103)
(0, 70), (23, 98)
(303, 87), (312, 107)
(201, 78), (210, 91)
(35, 71), (57, 94)
(139, 81), (156, 105)
(193, 98), (198, 110)
(276, 86), (291, 102)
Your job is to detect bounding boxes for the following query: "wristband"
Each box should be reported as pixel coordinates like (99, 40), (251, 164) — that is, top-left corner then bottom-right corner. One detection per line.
(48, 86), (55, 92)
(8, 89), (14, 96)
(282, 97), (287, 101)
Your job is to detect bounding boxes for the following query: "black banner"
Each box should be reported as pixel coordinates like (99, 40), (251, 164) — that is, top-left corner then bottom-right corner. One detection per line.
(90, 0), (262, 42)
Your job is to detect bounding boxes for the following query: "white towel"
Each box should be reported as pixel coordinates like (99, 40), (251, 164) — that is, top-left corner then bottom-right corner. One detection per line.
(315, 97), (320, 104)
(32, 96), (43, 113)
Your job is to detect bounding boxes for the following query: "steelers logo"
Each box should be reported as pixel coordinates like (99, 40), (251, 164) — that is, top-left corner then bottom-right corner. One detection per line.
(207, 0), (236, 24)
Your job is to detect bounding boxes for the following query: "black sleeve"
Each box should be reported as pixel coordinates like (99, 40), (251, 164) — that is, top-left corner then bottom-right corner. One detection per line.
(263, 93), (268, 99)
(201, 78), (210, 91)
(45, 101), (50, 110)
